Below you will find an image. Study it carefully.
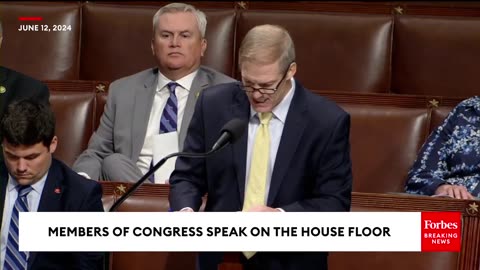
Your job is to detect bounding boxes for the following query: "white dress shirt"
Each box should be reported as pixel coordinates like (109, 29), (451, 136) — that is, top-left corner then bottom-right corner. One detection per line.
(245, 78), (296, 203)
(0, 173), (48, 268)
(137, 70), (198, 175)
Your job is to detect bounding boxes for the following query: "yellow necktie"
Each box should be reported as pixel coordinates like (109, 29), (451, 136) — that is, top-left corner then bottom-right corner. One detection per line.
(243, 112), (272, 259)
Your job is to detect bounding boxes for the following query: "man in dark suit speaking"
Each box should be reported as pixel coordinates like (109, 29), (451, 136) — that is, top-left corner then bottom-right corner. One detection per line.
(169, 24), (353, 270)
(0, 100), (104, 270)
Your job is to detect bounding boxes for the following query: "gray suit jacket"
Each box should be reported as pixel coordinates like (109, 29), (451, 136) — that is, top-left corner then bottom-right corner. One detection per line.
(72, 66), (235, 180)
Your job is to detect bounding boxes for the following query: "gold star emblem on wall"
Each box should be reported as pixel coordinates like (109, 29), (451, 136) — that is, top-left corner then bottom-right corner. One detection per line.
(466, 202), (479, 216)
(116, 184), (127, 195)
(429, 99), (439, 108)
(469, 202), (478, 213)
(393, 6), (403, 15)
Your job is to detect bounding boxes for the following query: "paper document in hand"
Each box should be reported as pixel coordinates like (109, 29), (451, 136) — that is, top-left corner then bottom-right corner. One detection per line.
(152, 132), (179, 184)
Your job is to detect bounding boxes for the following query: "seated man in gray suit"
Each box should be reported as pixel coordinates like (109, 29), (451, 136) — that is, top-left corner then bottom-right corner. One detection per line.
(73, 3), (235, 182)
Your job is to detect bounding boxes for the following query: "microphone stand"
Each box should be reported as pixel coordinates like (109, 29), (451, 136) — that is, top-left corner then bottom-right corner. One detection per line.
(104, 147), (227, 269)
(103, 116), (247, 270)
(108, 147), (225, 212)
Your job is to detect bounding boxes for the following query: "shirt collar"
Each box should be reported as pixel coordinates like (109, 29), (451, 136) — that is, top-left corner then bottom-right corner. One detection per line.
(157, 70), (199, 92)
(7, 171), (49, 195)
(249, 77), (296, 124)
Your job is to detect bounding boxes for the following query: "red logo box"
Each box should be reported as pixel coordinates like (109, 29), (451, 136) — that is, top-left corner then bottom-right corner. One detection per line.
(421, 212), (461, 252)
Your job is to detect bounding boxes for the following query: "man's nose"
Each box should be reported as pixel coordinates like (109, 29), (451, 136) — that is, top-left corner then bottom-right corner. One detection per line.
(17, 159), (28, 172)
(170, 35), (180, 47)
(252, 90), (264, 99)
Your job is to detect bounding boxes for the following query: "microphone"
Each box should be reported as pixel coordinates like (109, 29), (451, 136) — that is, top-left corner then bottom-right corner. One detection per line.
(211, 118), (247, 152)
(108, 118), (247, 212)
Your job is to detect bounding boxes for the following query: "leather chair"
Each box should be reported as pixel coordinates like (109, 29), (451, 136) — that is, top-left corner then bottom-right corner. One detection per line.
(4, 1), (480, 97)
(317, 91), (431, 193)
(80, 3), (236, 81)
(392, 15), (480, 96)
(342, 103), (429, 193)
(0, 1), (81, 80)
(50, 90), (96, 166)
(236, 10), (393, 93)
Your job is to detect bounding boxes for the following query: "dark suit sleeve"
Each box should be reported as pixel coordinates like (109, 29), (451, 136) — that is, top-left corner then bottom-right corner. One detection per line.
(37, 82), (50, 106)
(169, 90), (208, 211)
(73, 181), (105, 270)
(14, 73), (50, 105)
(282, 113), (352, 212)
(78, 181), (104, 212)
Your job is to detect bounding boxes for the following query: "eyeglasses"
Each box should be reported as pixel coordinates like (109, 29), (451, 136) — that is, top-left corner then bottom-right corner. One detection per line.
(240, 62), (293, 94)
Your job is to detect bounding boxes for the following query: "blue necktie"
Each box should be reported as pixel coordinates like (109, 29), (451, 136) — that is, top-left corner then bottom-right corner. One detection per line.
(149, 82), (179, 183)
(4, 185), (33, 270)
(160, 82), (178, 133)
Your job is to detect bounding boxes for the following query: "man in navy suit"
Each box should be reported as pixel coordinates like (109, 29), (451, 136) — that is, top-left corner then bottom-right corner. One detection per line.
(169, 24), (352, 270)
(0, 100), (103, 270)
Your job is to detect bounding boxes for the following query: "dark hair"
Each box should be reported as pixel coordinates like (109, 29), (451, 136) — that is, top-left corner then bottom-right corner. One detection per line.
(0, 99), (55, 147)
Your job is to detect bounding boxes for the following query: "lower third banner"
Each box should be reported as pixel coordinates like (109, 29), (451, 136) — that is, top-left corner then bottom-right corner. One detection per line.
(19, 211), (461, 252)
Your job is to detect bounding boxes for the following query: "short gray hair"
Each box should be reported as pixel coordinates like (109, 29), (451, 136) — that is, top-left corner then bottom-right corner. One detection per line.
(152, 3), (207, 38)
(238, 24), (296, 73)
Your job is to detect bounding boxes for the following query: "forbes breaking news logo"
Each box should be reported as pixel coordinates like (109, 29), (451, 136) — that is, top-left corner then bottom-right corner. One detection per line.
(421, 212), (461, 252)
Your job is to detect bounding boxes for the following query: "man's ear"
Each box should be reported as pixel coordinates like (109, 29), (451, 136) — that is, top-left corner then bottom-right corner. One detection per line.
(288, 62), (297, 79)
(49, 136), (58, 154)
(150, 38), (155, 56)
(200, 39), (207, 57)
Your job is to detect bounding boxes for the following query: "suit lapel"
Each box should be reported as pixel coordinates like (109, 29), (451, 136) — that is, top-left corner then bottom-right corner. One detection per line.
(29, 160), (64, 269)
(178, 69), (209, 150)
(0, 66), (6, 84)
(267, 83), (308, 205)
(0, 67), (8, 130)
(231, 89), (250, 204)
(0, 164), (8, 229)
(37, 160), (64, 212)
(131, 69), (158, 160)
